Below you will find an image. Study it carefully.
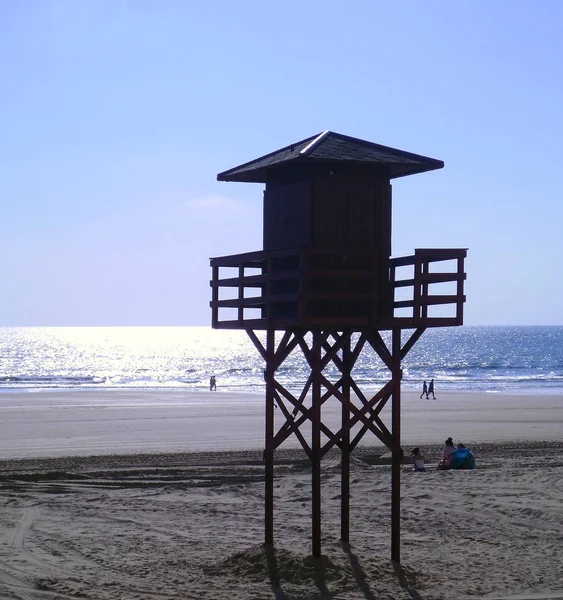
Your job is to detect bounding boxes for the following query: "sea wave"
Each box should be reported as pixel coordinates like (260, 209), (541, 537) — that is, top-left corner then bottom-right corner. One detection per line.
(1, 326), (563, 394)
(0, 375), (108, 386)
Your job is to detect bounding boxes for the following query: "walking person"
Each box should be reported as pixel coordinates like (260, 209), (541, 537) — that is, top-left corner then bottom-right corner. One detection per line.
(210, 376), (217, 391)
(420, 380), (428, 399)
(427, 378), (436, 399)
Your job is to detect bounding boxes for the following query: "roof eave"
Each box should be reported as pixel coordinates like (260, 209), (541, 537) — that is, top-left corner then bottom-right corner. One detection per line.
(390, 161), (444, 179)
(218, 158), (444, 183)
(217, 169), (270, 183)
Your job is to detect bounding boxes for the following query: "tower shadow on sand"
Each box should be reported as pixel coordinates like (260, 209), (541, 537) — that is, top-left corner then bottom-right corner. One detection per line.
(264, 542), (422, 600)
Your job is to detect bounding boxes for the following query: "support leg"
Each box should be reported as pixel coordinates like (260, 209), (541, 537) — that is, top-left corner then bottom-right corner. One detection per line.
(391, 328), (402, 563)
(265, 328), (275, 546)
(341, 331), (351, 544)
(311, 331), (322, 557)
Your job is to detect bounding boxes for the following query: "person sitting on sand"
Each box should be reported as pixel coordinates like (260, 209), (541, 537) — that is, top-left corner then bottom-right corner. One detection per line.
(438, 437), (457, 470)
(452, 443), (476, 470)
(411, 447), (426, 472)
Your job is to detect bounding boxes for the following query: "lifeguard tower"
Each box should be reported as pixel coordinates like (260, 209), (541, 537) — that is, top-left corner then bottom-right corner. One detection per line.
(210, 131), (467, 561)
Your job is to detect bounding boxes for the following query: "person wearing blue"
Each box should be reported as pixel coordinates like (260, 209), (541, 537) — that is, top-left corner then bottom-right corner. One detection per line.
(452, 443), (476, 469)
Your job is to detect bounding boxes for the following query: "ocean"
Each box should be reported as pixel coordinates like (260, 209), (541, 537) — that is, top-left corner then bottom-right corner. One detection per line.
(0, 326), (562, 395)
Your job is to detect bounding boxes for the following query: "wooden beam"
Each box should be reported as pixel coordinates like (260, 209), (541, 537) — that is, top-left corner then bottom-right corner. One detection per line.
(273, 331), (299, 370)
(392, 274), (467, 289)
(212, 293), (297, 308)
(351, 333), (367, 364)
(210, 271), (300, 287)
(420, 294), (466, 306)
(211, 265), (219, 329)
(456, 254), (466, 325)
(420, 272), (467, 283)
(322, 379), (395, 453)
(400, 327), (426, 360)
(238, 265), (244, 323)
(272, 389), (312, 458)
(341, 331), (351, 544)
(210, 246), (300, 267)
(311, 332), (322, 558)
(415, 248), (468, 260)
(272, 380), (338, 451)
(364, 330), (393, 370)
(246, 329), (267, 361)
(264, 329), (275, 546)
(393, 299), (415, 309)
(211, 318), (269, 330)
(391, 329), (401, 563)
(392, 278), (415, 288)
(389, 255), (416, 267)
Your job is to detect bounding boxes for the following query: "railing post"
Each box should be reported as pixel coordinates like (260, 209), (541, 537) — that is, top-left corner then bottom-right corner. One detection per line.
(238, 265), (244, 324)
(263, 257), (271, 324)
(456, 253), (465, 325)
(412, 251), (421, 324)
(421, 255), (429, 321)
(299, 248), (307, 322)
(212, 264), (219, 328)
(388, 260), (396, 321)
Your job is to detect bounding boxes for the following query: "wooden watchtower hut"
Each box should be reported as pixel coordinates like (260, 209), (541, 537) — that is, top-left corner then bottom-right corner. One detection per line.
(210, 130), (467, 561)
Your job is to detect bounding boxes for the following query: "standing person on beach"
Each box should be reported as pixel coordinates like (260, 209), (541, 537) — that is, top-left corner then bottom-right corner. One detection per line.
(428, 378), (436, 399)
(420, 381), (428, 399)
(210, 376), (216, 391)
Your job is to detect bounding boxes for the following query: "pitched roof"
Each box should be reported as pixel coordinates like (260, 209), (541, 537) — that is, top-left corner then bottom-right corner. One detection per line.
(217, 131), (444, 183)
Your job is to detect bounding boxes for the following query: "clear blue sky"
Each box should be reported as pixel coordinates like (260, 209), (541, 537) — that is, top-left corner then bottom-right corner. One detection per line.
(1, 1), (562, 326)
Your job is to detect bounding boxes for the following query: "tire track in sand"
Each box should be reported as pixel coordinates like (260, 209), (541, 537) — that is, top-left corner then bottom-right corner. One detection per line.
(0, 506), (39, 600)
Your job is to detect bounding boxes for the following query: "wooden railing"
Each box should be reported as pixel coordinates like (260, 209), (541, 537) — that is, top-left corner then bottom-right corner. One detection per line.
(210, 247), (467, 329)
(389, 248), (467, 327)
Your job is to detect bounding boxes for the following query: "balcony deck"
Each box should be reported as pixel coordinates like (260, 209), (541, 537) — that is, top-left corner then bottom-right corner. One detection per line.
(210, 247), (467, 330)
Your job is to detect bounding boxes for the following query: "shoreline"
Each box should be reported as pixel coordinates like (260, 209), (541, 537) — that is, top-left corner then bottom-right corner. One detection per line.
(3, 385), (563, 395)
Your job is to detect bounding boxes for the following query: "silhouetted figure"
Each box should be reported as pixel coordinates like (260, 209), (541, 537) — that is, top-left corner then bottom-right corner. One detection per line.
(438, 437), (457, 470)
(420, 381), (428, 399)
(427, 378), (436, 399)
(210, 376), (216, 391)
(411, 447), (426, 472)
(453, 443), (476, 470)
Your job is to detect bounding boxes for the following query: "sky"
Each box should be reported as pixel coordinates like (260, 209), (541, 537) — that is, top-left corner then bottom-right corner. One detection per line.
(1, 1), (562, 326)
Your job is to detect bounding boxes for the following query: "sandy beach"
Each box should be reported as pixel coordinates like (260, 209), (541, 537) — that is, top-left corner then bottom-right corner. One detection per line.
(0, 390), (562, 599)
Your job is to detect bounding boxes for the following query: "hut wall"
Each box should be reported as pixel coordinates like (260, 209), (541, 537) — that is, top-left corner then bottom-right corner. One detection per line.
(261, 172), (393, 322)
(263, 180), (311, 251)
(311, 177), (391, 255)
(375, 180), (392, 318)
